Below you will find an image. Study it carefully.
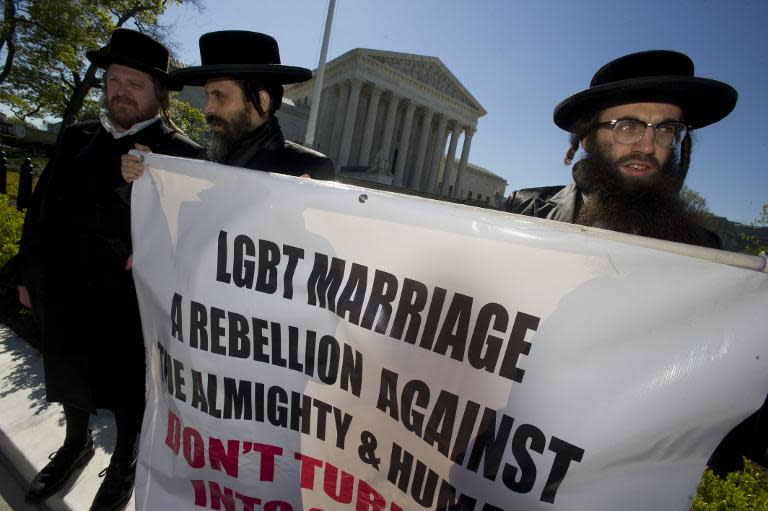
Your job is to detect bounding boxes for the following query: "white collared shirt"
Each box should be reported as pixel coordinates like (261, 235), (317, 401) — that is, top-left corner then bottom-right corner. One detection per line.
(100, 113), (161, 139)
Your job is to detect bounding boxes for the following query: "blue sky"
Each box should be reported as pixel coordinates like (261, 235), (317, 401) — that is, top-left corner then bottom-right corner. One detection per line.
(161, 0), (767, 223)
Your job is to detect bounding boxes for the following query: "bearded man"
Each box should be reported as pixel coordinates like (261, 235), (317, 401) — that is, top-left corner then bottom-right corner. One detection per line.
(121, 30), (334, 182)
(506, 50), (766, 476)
(506, 50), (735, 248)
(15, 29), (202, 510)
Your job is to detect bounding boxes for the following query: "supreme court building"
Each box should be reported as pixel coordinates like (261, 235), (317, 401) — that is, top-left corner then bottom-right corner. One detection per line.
(180, 48), (508, 207)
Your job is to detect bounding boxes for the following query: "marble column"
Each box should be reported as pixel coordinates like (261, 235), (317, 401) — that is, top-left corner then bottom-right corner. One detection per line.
(409, 109), (434, 190)
(329, 82), (349, 163)
(393, 101), (417, 186)
(337, 78), (363, 167)
(377, 93), (401, 171)
(440, 122), (462, 196)
(426, 114), (448, 193)
(455, 126), (475, 198)
(358, 85), (383, 167)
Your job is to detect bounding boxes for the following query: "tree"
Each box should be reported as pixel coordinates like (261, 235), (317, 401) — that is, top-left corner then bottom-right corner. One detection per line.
(743, 202), (768, 255)
(0, 0), (201, 134)
(169, 92), (207, 144)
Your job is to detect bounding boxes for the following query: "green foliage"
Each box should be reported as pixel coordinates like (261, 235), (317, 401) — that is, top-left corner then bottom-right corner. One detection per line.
(170, 92), (207, 144)
(0, 0), (198, 128)
(0, 193), (23, 267)
(742, 203), (768, 255)
(692, 461), (768, 510)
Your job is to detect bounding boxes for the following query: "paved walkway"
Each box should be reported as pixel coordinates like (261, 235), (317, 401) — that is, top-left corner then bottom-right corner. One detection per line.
(0, 325), (135, 511)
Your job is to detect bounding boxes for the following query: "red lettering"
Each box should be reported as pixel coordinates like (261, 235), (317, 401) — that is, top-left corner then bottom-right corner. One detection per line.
(209, 481), (236, 511)
(192, 479), (207, 506)
(356, 479), (386, 511)
(294, 453), (323, 489)
(323, 462), (354, 503)
(183, 427), (205, 469)
(264, 502), (293, 511)
(209, 438), (240, 477)
(165, 410), (181, 454)
(252, 443), (283, 482)
(235, 492), (262, 511)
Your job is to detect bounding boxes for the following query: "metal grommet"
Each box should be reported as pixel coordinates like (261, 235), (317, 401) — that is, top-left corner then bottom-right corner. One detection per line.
(359, 194), (368, 204)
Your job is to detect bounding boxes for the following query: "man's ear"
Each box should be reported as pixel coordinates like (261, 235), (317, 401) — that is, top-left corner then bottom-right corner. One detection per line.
(258, 90), (271, 114)
(579, 135), (590, 153)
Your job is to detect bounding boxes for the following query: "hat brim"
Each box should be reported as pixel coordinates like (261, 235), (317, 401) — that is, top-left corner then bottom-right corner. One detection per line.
(554, 76), (737, 131)
(86, 49), (182, 91)
(169, 64), (312, 87)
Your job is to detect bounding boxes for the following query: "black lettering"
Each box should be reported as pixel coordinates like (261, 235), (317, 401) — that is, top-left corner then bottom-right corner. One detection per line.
(270, 322), (287, 367)
(207, 373), (222, 418)
(267, 386), (288, 427)
(411, 460), (439, 507)
(420, 287), (447, 350)
(307, 253), (345, 311)
(336, 263), (367, 325)
(424, 390), (459, 457)
(173, 358), (186, 401)
(312, 399), (333, 440)
(340, 344), (362, 397)
(387, 443), (413, 492)
(255, 239), (280, 294)
(190, 301), (208, 350)
(402, 379), (429, 436)
(223, 377), (252, 420)
(282, 244), (304, 300)
(433, 293), (472, 361)
(290, 392), (312, 434)
(390, 278), (428, 344)
(252, 318), (269, 363)
(360, 269), (398, 333)
(503, 423), (545, 494)
(288, 326), (303, 372)
(499, 312), (540, 383)
(171, 293), (183, 341)
(540, 436), (584, 504)
(467, 408), (514, 481)
(376, 368), (399, 420)
(210, 307), (226, 356)
(190, 369), (207, 413)
(451, 400), (481, 464)
(216, 230), (232, 284)
(435, 480), (477, 511)
(468, 303), (508, 373)
(232, 234), (255, 288)
(228, 312), (250, 358)
(317, 335), (340, 384)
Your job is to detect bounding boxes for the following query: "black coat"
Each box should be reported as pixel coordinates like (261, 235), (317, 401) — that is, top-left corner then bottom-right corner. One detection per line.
(19, 119), (203, 412)
(219, 116), (335, 180)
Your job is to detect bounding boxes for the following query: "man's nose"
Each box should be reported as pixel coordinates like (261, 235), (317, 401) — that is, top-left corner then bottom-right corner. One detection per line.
(633, 126), (656, 154)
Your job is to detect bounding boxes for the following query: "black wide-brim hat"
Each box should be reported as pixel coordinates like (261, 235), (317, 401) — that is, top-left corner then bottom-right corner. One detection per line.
(554, 50), (737, 131)
(170, 31), (312, 86)
(86, 28), (181, 90)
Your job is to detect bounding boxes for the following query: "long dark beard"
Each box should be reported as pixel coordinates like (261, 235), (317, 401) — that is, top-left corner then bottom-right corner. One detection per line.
(207, 108), (255, 163)
(573, 147), (712, 247)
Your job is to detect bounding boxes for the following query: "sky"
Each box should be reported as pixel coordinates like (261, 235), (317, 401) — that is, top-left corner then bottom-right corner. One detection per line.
(159, 0), (768, 224)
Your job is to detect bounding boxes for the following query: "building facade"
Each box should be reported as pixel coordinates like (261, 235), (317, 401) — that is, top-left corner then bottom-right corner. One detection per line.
(178, 48), (508, 207)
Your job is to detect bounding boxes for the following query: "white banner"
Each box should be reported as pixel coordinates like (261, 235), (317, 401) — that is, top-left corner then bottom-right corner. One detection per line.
(131, 154), (768, 511)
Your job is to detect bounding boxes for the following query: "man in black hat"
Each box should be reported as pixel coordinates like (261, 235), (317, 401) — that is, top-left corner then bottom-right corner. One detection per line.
(15, 28), (203, 510)
(122, 30), (334, 180)
(505, 50), (766, 476)
(506, 50), (735, 248)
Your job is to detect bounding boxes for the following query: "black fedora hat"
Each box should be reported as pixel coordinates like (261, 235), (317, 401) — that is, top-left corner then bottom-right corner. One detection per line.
(553, 50), (737, 131)
(86, 28), (180, 90)
(170, 31), (312, 86)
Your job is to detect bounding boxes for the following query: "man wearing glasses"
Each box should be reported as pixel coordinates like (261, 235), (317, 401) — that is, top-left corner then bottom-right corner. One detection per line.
(505, 50), (735, 248)
(506, 50), (767, 477)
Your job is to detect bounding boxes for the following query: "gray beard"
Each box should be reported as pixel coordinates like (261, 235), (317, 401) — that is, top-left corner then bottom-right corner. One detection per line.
(206, 108), (255, 163)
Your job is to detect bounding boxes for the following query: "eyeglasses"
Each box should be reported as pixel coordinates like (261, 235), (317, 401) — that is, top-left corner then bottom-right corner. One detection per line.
(596, 119), (688, 148)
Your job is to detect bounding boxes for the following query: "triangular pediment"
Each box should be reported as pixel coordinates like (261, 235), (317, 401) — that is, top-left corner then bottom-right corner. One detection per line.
(360, 50), (485, 114)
